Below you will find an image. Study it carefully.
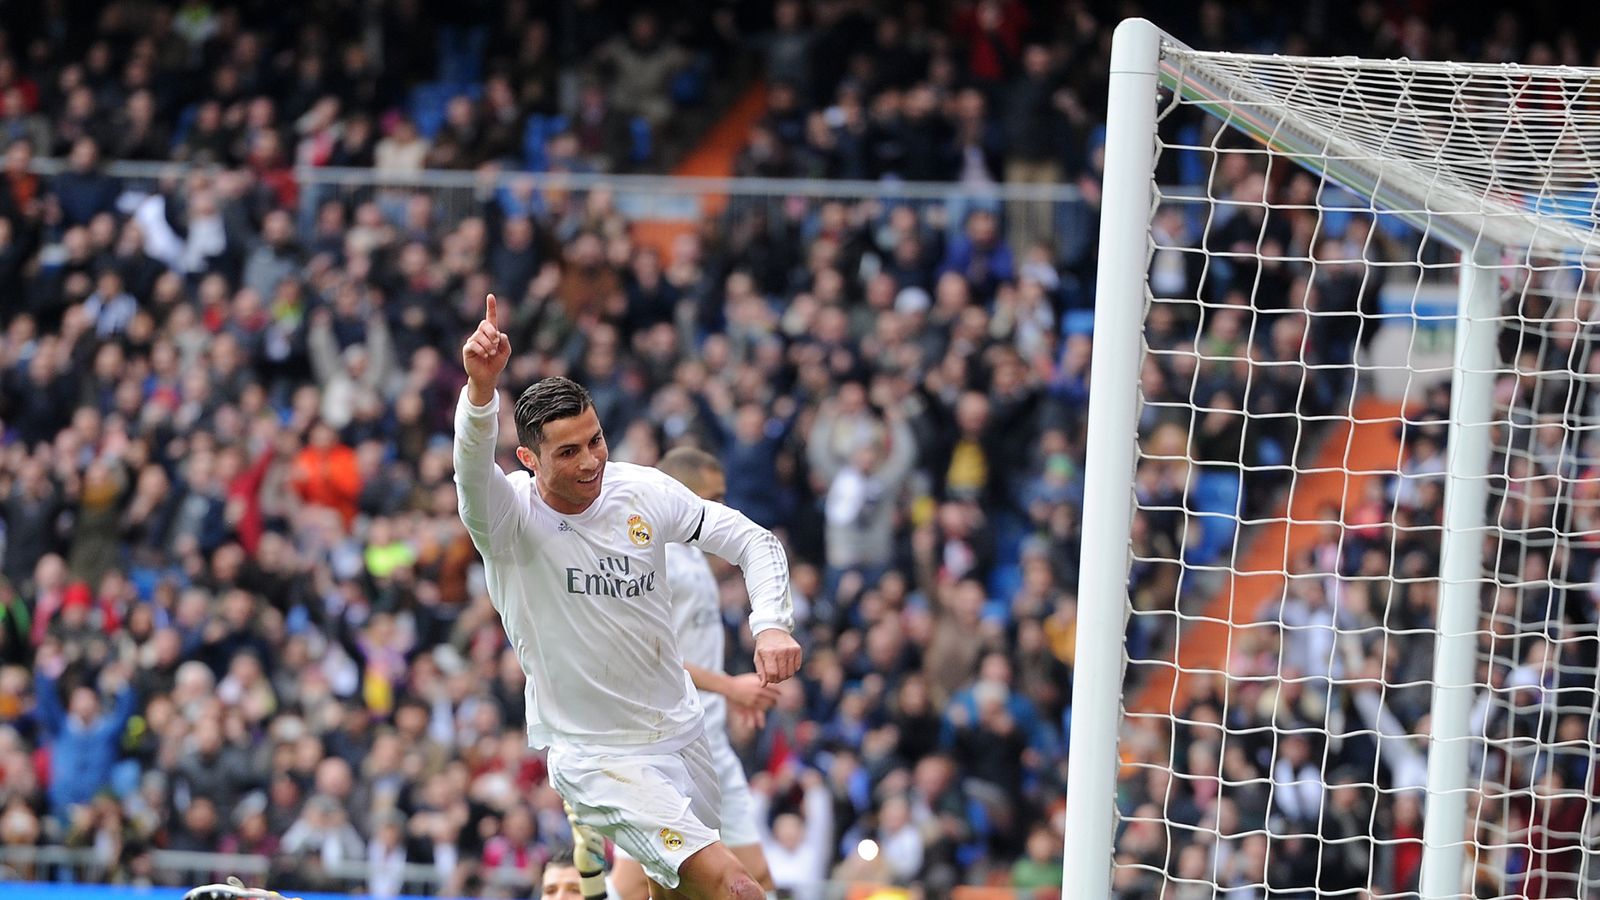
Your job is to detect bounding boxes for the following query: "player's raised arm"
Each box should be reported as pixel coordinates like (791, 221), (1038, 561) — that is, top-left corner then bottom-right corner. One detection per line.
(454, 293), (519, 558)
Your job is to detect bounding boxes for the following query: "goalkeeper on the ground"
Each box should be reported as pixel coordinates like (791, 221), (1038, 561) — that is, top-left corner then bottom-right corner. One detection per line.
(186, 825), (610, 900)
(182, 878), (300, 900)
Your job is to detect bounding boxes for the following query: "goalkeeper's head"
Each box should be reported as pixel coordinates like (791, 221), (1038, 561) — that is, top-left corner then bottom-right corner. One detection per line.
(541, 850), (583, 899)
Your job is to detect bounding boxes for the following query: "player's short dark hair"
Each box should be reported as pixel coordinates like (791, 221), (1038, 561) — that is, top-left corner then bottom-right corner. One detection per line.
(514, 377), (595, 450)
(544, 849), (578, 874)
(658, 446), (723, 490)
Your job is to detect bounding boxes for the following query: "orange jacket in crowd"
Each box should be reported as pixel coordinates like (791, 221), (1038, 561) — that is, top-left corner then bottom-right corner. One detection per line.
(290, 443), (363, 526)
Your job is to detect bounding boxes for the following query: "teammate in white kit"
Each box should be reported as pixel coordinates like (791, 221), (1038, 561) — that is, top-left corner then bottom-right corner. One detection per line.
(456, 295), (802, 900)
(611, 448), (781, 900)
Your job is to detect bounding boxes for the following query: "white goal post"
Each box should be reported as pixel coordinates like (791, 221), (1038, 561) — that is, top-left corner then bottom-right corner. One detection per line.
(1067, 18), (1600, 899)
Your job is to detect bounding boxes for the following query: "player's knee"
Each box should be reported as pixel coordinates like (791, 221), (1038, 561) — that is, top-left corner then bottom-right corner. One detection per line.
(722, 873), (763, 900)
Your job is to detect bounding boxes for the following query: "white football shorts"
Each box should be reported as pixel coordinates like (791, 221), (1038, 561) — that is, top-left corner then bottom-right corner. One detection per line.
(549, 732), (723, 889)
(704, 725), (760, 849)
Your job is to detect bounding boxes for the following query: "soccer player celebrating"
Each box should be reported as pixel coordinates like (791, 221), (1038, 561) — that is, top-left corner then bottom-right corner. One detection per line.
(610, 447), (781, 900)
(456, 294), (801, 900)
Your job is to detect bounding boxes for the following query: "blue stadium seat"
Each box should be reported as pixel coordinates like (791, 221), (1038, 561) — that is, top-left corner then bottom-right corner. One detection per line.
(956, 796), (992, 868)
(409, 83), (452, 139)
(522, 117), (547, 171)
(1377, 213), (1417, 242)
(1317, 185), (1361, 240)
(670, 56), (710, 107)
(1256, 436), (1287, 469)
(127, 565), (163, 602)
(169, 103), (200, 151)
(1176, 124), (1206, 186)
(629, 116), (653, 166)
(410, 82), (484, 140)
(522, 114), (570, 171)
(988, 567), (1022, 612)
(1186, 468), (1242, 566)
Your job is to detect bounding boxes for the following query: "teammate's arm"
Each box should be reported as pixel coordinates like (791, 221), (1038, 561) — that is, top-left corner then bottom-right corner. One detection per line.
(686, 663), (780, 723)
(454, 293), (519, 557)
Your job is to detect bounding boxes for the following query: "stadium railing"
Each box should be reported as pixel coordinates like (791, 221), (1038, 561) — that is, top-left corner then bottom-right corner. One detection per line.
(25, 159), (1095, 310)
(0, 844), (1043, 899)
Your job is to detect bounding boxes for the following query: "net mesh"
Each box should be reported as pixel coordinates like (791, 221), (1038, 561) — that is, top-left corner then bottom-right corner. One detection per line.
(1160, 49), (1600, 259)
(1103, 42), (1600, 899)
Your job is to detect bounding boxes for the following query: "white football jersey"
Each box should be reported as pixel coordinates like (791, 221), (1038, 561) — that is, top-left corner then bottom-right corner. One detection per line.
(667, 543), (729, 735)
(453, 389), (792, 751)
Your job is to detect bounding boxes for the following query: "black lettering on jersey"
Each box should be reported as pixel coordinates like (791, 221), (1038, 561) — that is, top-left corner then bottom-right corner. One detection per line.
(566, 564), (656, 598)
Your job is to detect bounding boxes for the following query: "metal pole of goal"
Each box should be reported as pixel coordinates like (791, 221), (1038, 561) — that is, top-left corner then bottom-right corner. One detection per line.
(1062, 16), (1162, 899)
(1418, 249), (1501, 898)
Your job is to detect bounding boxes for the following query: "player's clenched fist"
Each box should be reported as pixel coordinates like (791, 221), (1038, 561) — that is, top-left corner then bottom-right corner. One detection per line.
(463, 293), (511, 402)
(753, 628), (802, 685)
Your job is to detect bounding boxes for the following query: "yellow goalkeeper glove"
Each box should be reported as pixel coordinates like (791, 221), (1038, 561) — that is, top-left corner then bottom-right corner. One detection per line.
(565, 801), (609, 900)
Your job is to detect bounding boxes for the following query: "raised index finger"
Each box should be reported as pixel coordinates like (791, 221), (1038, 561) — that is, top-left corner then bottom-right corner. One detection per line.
(485, 293), (498, 329)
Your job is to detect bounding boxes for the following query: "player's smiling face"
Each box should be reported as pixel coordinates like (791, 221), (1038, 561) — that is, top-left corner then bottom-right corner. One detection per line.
(522, 406), (608, 514)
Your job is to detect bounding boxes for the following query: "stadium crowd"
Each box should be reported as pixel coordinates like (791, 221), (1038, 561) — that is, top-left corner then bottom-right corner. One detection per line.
(1114, 269), (1600, 900)
(0, 1), (1090, 897)
(0, 0), (1597, 898)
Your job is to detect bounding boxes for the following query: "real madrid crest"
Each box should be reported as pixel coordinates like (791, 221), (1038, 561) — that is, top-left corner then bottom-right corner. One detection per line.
(627, 513), (653, 547)
(658, 827), (684, 850)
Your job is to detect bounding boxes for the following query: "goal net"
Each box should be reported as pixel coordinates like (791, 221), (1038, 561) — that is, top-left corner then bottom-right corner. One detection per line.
(1064, 19), (1600, 900)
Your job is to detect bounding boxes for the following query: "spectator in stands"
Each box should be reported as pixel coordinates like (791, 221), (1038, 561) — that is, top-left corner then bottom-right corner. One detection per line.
(758, 1), (813, 103)
(281, 793), (366, 872)
(307, 308), (394, 433)
(111, 90), (172, 163)
(1010, 824), (1065, 896)
(242, 209), (301, 302)
(952, 0), (1029, 89)
(811, 395), (914, 604)
(366, 809), (410, 899)
(33, 659), (136, 819)
(480, 803), (551, 890)
(53, 138), (120, 228)
(719, 402), (795, 530)
(594, 11), (689, 133)
(374, 117), (429, 175)
(174, 715), (259, 814)
(1003, 44), (1073, 251)
(288, 420), (363, 527)
(753, 766), (834, 899)
(4, 3), (1566, 897)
